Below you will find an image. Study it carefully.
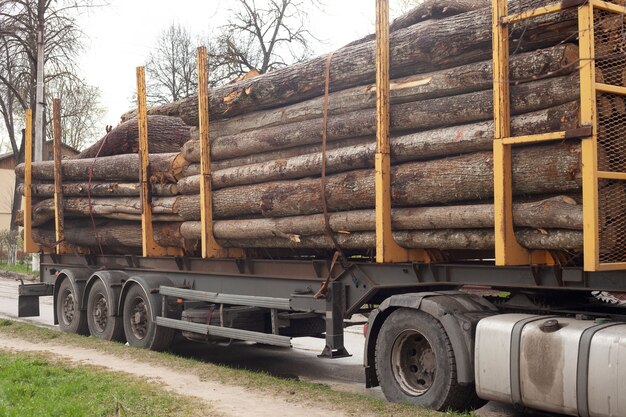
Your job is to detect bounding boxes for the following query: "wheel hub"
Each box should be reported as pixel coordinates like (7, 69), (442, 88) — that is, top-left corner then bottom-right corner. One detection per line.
(91, 294), (109, 333)
(130, 298), (148, 340)
(61, 290), (76, 326)
(391, 330), (436, 396)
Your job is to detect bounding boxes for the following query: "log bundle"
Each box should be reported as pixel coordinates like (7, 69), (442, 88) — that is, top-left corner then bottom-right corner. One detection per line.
(17, 0), (599, 261)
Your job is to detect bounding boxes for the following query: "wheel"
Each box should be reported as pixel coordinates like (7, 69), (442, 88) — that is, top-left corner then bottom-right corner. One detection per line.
(87, 280), (125, 342)
(375, 308), (479, 411)
(122, 284), (174, 351)
(56, 278), (89, 335)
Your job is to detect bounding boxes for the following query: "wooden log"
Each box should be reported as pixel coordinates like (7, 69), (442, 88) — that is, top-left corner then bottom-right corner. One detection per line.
(181, 136), (374, 169)
(176, 196), (582, 242)
(17, 182), (178, 198)
(15, 153), (189, 183)
(206, 73), (579, 161)
(31, 220), (188, 251)
(207, 44), (579, 138)
(177, 101), (580, 193)
(29, 142), (582, 226)
(122, 0), (577, 124)
(30, 222), (581, 251)
(347, 0), (490, 47)
(76, 116), (192, 159)
(215, 229), (583, 251)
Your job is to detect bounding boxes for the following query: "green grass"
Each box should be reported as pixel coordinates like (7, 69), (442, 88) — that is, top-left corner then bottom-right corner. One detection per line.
(0, 320), (473, 417)
(0, 262), (37, 278)
(0, 351), (212, 417)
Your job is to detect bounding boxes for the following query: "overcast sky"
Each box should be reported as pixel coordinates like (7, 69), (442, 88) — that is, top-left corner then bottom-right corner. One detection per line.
(75, 0), (406, 132)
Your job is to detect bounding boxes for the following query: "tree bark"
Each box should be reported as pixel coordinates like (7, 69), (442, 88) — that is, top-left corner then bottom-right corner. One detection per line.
(347, 0), (491, 47)
(206, 44), (578, 138)
(177, 102), (580, 192)
(31, 220), (187, 251)
(75, 115), (192, 159)
(29, 143), (582, 225)
(176, 196), (581, 242)
(18, 182), (178, 198)
(125, 0), (577, 124)
(215, 229), (583, 251)
(206, 73), (579, 161)
(29, 222), (582, 252)
(16, 153), (189, 183)
(180, 135), (373, 169)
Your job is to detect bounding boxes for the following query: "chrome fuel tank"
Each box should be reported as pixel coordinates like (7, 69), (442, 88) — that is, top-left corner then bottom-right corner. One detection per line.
(475, 314), (626, 417)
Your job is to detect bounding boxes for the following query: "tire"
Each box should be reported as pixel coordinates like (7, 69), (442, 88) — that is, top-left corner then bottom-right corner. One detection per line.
(56, 278), (89, 335)
(122, 284), (174, 351)
(86, 280), (125, 342)
(375, 308), (479, 411)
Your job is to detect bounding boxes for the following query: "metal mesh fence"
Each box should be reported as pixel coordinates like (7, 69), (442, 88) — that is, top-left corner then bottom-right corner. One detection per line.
(595, 8), (626, 264)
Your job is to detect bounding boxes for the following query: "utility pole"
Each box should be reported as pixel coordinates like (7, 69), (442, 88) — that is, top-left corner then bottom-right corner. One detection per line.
(34, 0), (45, 162)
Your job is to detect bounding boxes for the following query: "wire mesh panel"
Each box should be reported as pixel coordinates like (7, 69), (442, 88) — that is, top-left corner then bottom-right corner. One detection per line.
(594, 7), (626, 265)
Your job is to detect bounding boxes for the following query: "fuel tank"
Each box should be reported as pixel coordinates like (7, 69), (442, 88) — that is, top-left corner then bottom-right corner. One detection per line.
(475, 314), (626, 416)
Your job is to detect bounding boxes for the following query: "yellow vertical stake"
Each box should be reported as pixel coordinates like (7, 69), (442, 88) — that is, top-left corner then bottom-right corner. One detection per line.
(492, 0), (531, 265)
(579, 1), (599, 271)
(374, 0), (429, 263)
(52, 99), (71, 255)
(136, 67), (182, 257)
(197, 47), (244, 259)
(23, 109), (38, 253)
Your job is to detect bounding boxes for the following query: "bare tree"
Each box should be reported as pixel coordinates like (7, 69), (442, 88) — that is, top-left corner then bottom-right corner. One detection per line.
(209, 0), (320, 85)
(45, 77), (105, 150)
(145, 23), (197, 104)
(0, 0), (100, 230)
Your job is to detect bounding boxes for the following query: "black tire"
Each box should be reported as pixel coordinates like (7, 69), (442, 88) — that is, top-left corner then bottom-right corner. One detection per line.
(375, 308), (479, 411)
(56, 278), (89, 335)
(86, 280), (125, 342)
(122, 284), (174, 351)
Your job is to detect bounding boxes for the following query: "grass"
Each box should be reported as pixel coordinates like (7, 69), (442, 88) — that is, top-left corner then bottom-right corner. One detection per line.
(0, 262), (38, 279)
(0, 350), (212, 417)
(0, 320), (473, 417)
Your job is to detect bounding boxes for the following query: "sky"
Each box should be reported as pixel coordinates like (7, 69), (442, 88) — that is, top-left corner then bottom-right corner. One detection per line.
(74, 0), (405, 133)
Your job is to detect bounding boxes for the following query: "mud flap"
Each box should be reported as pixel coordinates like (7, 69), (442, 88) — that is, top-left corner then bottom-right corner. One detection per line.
(18, 282), (53, 317)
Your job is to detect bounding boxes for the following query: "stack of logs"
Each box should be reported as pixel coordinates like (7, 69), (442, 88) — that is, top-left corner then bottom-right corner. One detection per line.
(18, 0), (600, 259)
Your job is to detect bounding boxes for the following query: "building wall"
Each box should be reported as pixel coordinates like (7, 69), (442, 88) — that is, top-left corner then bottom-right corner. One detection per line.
(0, 169), (15, 231)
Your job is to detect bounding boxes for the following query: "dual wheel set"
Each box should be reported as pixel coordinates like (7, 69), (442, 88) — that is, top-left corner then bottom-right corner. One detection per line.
(55, 278), (173, 351)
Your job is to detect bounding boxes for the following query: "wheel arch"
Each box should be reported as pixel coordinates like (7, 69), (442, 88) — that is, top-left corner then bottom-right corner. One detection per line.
(118, 275), (174, 321)
(364, 290), (497, 387)
(53, 268), (89, 325)
(83, 270), (129, 317)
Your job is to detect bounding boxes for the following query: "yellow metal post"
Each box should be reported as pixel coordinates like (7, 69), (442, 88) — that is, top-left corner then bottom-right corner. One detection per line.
(136, 67), (182, 257)
(578, 1), (599, 271)
(52, 99), (72, 255)
(492, 0), (532, 265)
(23, 109), (38, 253)
(197, 47), (244, 259)
(375, 0), (431, 263)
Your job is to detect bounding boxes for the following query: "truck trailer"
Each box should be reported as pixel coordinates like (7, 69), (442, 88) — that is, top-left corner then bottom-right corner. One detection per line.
(16, 0), (626, 415)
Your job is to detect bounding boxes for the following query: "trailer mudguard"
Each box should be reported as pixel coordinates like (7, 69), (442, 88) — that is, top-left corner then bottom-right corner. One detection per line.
(118, 275), (174, 321)
(83, 271), (128, 317)
(364, 291), (496, 387)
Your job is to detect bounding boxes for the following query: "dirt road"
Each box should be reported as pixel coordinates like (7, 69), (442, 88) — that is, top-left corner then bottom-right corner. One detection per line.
(0, 335), (342, 417)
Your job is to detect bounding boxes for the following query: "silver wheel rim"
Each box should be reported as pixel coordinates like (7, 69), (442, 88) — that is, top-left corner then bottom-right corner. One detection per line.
(129, 296), (148, 340)
(61, 289), (76, 326)
(91, 293), (108, 333)
(391, 329), (436, 396)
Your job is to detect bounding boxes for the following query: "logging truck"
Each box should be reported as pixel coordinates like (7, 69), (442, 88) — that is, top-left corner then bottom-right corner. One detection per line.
(15, 0), (626, 415)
